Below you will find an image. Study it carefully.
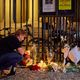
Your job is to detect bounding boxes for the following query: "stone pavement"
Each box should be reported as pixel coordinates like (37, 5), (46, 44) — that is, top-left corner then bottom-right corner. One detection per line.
(0, 67), (80, 80)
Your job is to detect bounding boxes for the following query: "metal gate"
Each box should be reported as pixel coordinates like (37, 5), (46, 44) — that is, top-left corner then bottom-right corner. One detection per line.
(0, 0), (80, 62)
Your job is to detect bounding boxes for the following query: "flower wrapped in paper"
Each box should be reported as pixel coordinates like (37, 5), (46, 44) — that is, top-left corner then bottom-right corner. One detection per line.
(20, 50), (33, 66)
(62, 44), (80, 65)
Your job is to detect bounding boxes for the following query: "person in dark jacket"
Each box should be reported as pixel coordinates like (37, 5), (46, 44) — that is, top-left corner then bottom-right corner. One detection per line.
(0, 29), (27, 75)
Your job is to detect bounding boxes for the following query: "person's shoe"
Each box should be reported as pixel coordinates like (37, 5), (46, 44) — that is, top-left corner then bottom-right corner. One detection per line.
(0, 70), (8, 78)
(7, 66), (16, 76)
(1, 69), (10, 75)
(7, 70), (16, 76)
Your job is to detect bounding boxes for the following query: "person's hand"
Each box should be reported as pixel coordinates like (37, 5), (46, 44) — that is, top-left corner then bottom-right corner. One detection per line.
(24, 54), (30, 59)
(25, 50), (30, 55)
(24, 50), (31, 59)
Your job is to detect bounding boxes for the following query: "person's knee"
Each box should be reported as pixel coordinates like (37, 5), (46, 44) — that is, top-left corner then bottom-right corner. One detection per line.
(8, 52), (23, 64)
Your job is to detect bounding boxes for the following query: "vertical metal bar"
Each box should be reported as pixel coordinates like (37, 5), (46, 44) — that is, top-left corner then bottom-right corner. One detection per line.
(54, 16), (58, 62)
(9, 0), (11, 33)
(38, 17), (40, 53)
(59, 17), (61, 33)
(79, 1), (80, 38)
(59, 16), (61, 62)
(13, 0), (16, 31)
(65, 17), (68, 33)
(20, 0), (22, 28)
(69, 16), (71, 44)
(71, 17), (74, 43)
(26, 0), (28, 25)
(32, 0), (34, 39)
(38, 1), (42, 56)
(53, 16), (55, 62)
(38, 1), (41, 61)
(76, 0), (79, 44)
(32, 0), (35, 63)
(63, 17), (64, 31)
(54, 16), (56, 30)
(38, 16), (40, 62)
(49, 17), (52, 50)
(75, 0), (78, 45)
(52, 16), (56, 60)
(47, 17), (49, 50)
(4, 0), (6, 36)
(42, 17), (46, 60)
(26, 0), (28, 49)
(42, 17), (43, 59)
(56, 17), (58, 35)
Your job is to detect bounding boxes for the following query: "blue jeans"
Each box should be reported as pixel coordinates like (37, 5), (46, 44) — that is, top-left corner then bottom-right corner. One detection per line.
(0, 51), (23, 70)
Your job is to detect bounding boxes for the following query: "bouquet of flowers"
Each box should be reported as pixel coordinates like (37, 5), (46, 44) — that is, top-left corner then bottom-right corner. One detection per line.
(20, 50), (33, 66)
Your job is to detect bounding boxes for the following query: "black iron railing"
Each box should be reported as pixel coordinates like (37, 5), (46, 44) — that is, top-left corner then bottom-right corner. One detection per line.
(0, 0), (80, 62)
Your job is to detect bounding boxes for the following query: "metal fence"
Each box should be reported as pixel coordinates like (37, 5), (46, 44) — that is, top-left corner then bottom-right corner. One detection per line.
(0, 0), (80, 62)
